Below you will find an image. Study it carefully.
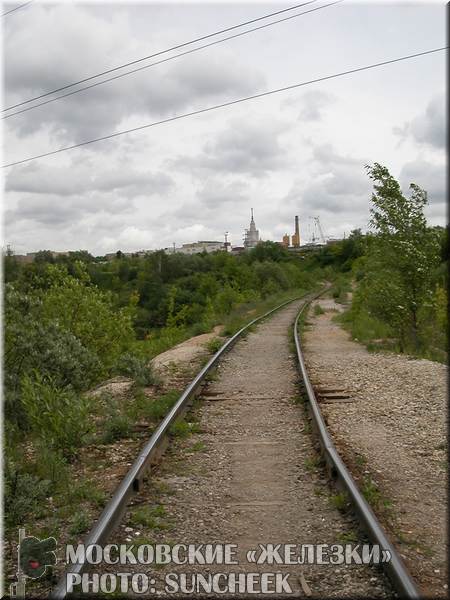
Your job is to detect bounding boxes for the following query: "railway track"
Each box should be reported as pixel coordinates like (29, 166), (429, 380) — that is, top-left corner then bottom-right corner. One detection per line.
(50, 292), (419, 599)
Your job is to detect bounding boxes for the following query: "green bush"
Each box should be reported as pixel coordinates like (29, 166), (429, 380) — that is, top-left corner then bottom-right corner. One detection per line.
(32, 443), (70, 489)
(69, 510), (91, 535)
(115, 353), (158, 387)
(101, 414), (132, 444)
(21, 373), (93, 459)
(144, 391), (180, 422)
(206, 337), (224, 354)
(4, 459), (51, 527)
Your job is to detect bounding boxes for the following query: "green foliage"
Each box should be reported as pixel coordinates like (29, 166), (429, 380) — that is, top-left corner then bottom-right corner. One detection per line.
(329, 492), (348, 512)
(313, 304), (325, 316)
(206, 337), (224, 354)
(115, 353), (158, 387)
(4, 459), (51, 527)
(101, 414), (132, 444)
(32, 443), (70, 490)
(66, 480), (107, 507)
(169, 420), (199, 438)
(40, 264), (136, 372)
(347, 164), (444, 357)
(144, 390), (180, 421)
(69, 510), (91, 535)
(4, 242), (324, 530)
(21, 373), (93, 458)
(128, 505), (170, 530)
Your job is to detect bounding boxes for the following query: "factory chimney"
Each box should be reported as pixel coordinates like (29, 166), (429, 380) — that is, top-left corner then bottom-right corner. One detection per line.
(292, 215), (300, 248)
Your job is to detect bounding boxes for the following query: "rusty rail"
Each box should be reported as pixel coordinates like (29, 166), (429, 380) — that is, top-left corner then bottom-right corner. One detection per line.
(294, 299), (420, 599)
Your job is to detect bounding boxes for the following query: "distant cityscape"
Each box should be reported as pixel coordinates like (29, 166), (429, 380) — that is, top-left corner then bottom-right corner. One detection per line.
(8, 210), (342, 263)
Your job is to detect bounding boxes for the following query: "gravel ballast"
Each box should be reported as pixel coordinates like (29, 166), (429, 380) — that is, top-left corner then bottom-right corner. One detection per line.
(302, 297), (448, 598)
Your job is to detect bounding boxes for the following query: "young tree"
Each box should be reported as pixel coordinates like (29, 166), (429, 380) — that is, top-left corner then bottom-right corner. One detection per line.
(361, 163), (440, 350)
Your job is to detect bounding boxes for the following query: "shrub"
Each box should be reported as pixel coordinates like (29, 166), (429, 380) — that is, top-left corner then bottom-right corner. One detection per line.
(206, 337), (224, 354)
(115, 353), (158, 387)
(144, 391), (180, 422)
(69, 511), (91, 535)
(21, 373), (93, 459)
(4, 459), (50, 528)
(101, 414), (132, 444)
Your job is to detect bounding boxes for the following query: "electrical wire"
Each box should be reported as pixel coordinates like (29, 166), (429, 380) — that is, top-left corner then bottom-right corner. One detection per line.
(2, 0), (33, 17)
(2, 47), (446, 169)
(3, 0), (318, 111)
(3, 0), (342, 119)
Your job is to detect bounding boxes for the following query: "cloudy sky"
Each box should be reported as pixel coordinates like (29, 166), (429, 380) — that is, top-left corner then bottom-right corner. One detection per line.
(2, 0), (446, 255)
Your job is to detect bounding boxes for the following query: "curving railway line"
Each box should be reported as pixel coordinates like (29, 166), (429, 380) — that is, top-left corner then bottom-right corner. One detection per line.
(49, 291), (419, 599)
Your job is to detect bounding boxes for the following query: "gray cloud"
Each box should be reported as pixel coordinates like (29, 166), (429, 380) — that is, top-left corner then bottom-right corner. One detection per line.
(6, 163), (173, 197)
(3, 2), (446, 254)
(4, 5), (265, 143)
(399, 159), (446, 206)
(174, 117), (289, 177)
(394, 93), (445, 150)
(298, 90), (336, 122)
(5, 194), (134, 226)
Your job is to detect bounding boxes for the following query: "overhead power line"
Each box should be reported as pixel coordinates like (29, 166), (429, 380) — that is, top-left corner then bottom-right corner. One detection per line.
(3, 0), (342, 119)
(2, 47), (446, 169)
(3, 0), (318, 112)
(2, 0), (33, 17)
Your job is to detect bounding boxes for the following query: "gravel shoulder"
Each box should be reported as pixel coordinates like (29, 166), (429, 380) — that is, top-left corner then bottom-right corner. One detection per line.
(302, 297), (448, 598)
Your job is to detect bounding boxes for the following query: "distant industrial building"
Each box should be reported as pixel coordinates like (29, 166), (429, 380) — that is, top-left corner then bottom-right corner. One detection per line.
(281, 234), (290, 247)
(279, 216), (301, 248)
(243, 209), (260, 249)
(14, 250), (69, 263)
(175, 241), (224, 255)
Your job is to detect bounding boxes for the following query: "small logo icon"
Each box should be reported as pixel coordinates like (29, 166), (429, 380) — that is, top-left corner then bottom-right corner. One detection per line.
(10, 528), (57, 598)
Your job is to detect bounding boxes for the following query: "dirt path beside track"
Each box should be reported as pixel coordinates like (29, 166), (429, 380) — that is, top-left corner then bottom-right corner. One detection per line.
(302, 297), (448, 598)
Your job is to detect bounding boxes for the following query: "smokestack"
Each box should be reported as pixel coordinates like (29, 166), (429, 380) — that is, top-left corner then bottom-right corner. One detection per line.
(292, 215), (300, 248)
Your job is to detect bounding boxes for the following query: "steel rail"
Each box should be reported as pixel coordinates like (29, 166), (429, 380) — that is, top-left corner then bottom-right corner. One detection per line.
(50, 293), (310, 599)
(294, 299), (420, 599)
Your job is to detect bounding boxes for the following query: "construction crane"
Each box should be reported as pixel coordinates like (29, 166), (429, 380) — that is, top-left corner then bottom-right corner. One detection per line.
(308, 216), (327, 245)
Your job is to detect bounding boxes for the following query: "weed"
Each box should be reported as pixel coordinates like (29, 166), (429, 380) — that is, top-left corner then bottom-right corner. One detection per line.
(361, 475), (382, 507)
(337, 530), (358, 543)
(314, 304), (325, 315)
(144, 390), (180, 422)
(355, 454), (367, 467)
(292, 392), (307, 405)
(206, 337), (224, 354)
(128, 505), (172, 531)
(329, 492), (348, 511)
(153, 481), (176, 496)
(69, 510), (91, 535)
(190, 441), (206, 452)
(204, 369), (219, 383)
(65, 479), (107, 508)
(304, 456), (321, 472)
(169, 420), (200, 438)
(102, 414), (132, 443)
